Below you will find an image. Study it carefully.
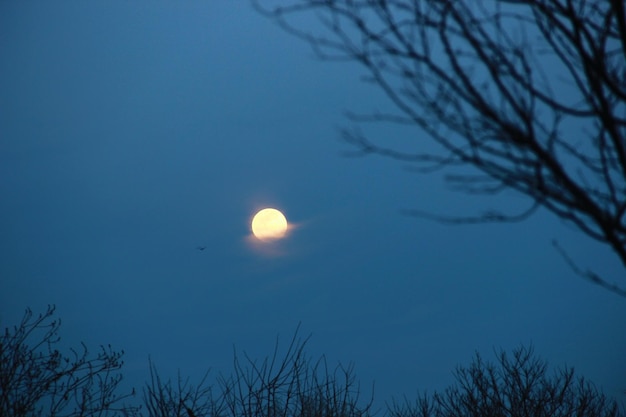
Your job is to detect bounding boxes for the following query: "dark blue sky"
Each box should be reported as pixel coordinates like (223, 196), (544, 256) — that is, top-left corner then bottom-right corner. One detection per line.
(1, 1), (624, 407)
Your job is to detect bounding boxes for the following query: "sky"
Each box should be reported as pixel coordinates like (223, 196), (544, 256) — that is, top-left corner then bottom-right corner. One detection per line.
(1, 0), (625, 410)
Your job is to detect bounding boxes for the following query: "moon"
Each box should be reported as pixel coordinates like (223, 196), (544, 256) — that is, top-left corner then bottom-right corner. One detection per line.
(251, 208), (288, 241)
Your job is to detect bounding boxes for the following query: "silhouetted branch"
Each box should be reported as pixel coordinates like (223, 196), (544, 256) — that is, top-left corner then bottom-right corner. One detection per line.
(553, 240), (626, 298)
(216, 326), (374, 417)
(0, 305), (137, 417)
(254, 0), (626, 295)
(401, 200), (541, 224)
(388, 345), (624, 417)
(142, 358), (216, 417)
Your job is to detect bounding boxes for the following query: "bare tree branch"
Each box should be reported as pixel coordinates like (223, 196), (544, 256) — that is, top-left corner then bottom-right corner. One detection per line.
(142, 358), (216, 417)
(0, 305), (137, 417)
(389, 345), (624, 417)
(216, 326), (374, 417)
(254, 0), (626, 296)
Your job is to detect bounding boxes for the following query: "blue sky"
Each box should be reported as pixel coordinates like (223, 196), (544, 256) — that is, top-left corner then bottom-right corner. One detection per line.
(1, 0), (625, 408)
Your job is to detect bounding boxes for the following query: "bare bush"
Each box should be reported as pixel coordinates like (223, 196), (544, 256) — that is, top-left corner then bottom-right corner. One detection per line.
(142, 358), (216, 417)
(142, 328), (374, 417)
(0, 305), (136, 417)
(214, 329), (373, 417)
(388, 346), (624, 417)
(5, 308), (621, 417)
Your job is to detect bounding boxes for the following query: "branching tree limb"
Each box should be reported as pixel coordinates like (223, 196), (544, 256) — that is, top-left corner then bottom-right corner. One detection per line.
(142, 326), (373, 417)
(217, 327), (373, 417)
(142, 358), (216, 417)
(254, 0), (626, 296)
(0, 305), (137, 417)
(389, 345), (624, 417)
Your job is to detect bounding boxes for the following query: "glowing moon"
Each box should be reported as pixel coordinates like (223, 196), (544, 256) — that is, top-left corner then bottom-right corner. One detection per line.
(251, 208), (288, 241)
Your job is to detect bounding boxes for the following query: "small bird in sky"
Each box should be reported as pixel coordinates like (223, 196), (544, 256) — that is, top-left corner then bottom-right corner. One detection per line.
(196, 246), (206, 251)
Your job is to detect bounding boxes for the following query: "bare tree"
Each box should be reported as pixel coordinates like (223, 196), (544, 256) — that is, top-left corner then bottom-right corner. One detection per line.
(142, 327), (373, 417)
(216, 328), (373, 417)
(142, 359), (217, 417)
(253, 0), (626, 296)
(388, 345), (624, 417)
(0, 305), (137, 417)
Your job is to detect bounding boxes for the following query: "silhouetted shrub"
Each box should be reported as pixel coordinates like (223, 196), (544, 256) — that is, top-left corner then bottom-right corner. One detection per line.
(4, 307), (622, 417)
(0, 305), (136, 417)
(143, 328), (373, 417)
(388, 346), (623, 417)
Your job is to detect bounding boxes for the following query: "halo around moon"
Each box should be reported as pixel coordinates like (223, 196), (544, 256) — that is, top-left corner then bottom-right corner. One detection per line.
(251, 208), (288, 241)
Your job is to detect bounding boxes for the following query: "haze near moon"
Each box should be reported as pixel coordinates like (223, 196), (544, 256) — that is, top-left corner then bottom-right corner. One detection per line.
(251, 208), (288, 241)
